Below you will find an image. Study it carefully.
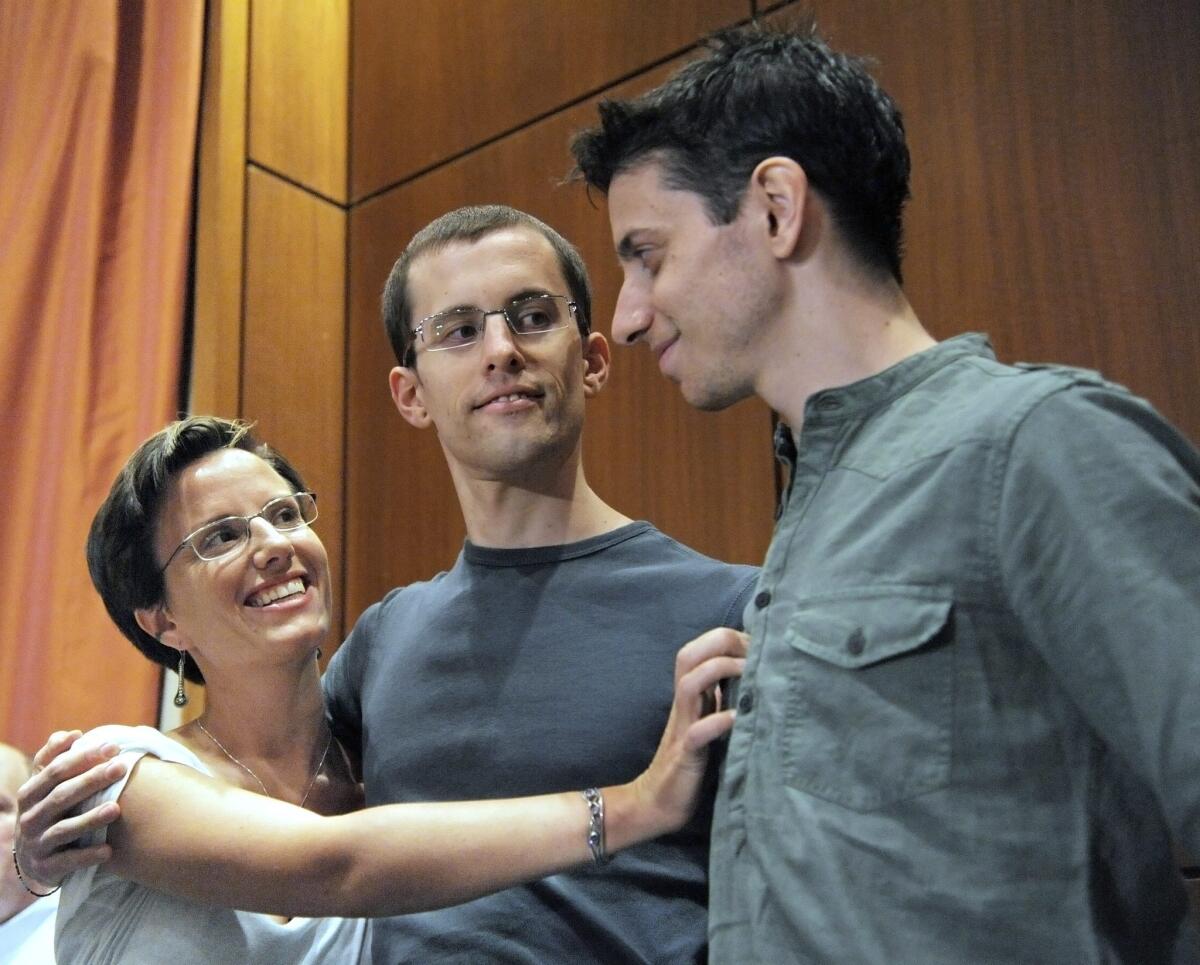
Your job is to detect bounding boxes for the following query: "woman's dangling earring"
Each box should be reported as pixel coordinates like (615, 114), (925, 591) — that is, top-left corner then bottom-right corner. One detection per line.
(173, 649), (188, 707)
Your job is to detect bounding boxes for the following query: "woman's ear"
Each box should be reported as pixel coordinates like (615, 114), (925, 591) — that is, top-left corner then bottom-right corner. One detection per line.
(135, 605), (177, 648)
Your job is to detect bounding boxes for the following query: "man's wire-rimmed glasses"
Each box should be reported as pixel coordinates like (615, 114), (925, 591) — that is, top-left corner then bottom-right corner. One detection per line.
(413, 293), (577, 353)
(159, 492), (319, 572)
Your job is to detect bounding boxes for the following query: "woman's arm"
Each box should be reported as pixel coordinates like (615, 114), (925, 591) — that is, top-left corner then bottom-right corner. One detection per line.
(104, 626), (747, 918)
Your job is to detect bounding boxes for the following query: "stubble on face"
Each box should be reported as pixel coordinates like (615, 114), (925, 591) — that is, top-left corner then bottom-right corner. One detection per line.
(608, 163), (775, 413)
(404, 229), (590, 485)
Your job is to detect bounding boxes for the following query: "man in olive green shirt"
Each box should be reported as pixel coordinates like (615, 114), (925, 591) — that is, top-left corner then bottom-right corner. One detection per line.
(573, 20), (1200, 964)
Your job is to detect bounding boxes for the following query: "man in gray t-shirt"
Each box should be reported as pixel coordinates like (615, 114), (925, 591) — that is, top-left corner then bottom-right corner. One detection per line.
(331, 204), (755, 962)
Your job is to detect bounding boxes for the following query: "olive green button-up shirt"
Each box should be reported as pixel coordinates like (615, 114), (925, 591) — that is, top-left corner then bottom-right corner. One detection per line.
(710, 335), (1200, 963)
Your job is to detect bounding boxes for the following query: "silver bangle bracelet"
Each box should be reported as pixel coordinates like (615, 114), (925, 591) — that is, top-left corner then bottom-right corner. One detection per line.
(582, 787), (609, 866)
(11, 847), (61, 898)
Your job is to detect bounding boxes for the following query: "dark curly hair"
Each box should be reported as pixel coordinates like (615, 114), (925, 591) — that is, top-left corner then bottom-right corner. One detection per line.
(570, 19), (911, 282)
(86, 417), (307, 683)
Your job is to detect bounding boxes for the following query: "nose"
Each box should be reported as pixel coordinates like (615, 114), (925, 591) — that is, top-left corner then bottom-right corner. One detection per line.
(611, 279), (652, 346)
(248, 516), (294, 569)
(479, 311), (525, 372)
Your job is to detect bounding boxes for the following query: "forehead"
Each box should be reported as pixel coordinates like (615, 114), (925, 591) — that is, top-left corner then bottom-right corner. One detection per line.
(159, 449), (291, 540)
(407, 227), (568, 318)
(607, 160), (710, 248)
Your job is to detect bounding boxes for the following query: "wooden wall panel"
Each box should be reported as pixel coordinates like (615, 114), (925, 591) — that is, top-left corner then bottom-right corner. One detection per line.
(191, 0), (248, 419)
(790, 0), (1200, 442)
(243, 168), (348, 635)
(349, 0), (751, 200)
(344, 55), (776, 623)
(248, 0), (349, 201)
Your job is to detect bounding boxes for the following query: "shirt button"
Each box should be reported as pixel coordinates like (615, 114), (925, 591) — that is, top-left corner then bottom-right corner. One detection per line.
(737, 690), (754, 714)
(847, 629), (866, 656)
(754, 590), (771, 609)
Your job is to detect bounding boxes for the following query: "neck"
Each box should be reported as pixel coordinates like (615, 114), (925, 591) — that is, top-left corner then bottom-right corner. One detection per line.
(188, 654), (327, 762)
(450, 448), (631, 549)
(757, 257), (935, 431)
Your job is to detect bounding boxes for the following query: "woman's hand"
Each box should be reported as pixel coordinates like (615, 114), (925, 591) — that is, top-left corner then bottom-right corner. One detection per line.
(606, 627), (749, 851)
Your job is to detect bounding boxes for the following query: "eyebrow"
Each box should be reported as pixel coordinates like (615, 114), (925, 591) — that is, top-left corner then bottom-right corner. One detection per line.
(616, 235), (639, 260)
(186, 493), (297, 532)
(423, 303), (477, 320)
(426, 289), (555, 317)
(616, 231), (661, 262)
(505, 288), (554, 304)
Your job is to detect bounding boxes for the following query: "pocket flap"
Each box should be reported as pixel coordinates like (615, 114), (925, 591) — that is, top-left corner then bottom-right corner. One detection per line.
(785, 588), (952, 669)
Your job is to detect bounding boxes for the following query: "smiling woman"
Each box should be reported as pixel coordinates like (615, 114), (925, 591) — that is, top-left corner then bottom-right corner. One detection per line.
(128, 447), (334, 705)
(14, 416), (746, 964)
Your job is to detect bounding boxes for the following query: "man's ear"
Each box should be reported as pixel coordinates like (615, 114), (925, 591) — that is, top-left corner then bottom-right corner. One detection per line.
(389, 365), (432, 429)
(581, 332), (611, 398)
(135, 605), (178, 649)
(749, 157), (809, 260)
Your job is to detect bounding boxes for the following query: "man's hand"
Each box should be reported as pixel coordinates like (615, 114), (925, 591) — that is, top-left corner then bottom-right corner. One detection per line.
(15, 730), (127, 889)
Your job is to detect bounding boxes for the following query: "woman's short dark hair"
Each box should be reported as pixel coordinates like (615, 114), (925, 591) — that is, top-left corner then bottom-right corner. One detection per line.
(570, 19), (911, 283)
(86, 416), (307, 683)
(382, 205), (593, 368)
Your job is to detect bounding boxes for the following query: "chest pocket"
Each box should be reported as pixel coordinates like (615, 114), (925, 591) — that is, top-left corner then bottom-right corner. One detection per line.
(781, 588), (953, 811)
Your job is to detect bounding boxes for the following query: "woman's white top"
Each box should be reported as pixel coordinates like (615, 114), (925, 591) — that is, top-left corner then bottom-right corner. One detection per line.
(55, 725), (370, 964)
(0, 891), (58, 964)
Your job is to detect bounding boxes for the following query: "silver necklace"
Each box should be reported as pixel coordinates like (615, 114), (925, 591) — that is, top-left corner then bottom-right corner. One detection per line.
(196, 719), (333, 808)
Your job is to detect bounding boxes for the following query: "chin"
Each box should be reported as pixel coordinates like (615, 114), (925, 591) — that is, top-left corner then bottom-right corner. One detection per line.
(682, 380), (748, 412)
(488, 426), (576, 468)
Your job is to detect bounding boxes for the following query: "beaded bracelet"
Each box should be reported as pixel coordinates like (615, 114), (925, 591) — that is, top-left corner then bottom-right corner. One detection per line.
(11, 847), (61, 897)
(581, 787), (609, 866)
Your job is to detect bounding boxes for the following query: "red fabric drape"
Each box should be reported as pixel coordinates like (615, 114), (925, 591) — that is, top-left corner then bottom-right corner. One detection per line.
(0, 1), (205, 749)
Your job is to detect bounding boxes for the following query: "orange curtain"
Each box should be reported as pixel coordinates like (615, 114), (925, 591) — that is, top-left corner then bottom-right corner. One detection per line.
(0, 1), (205, 750)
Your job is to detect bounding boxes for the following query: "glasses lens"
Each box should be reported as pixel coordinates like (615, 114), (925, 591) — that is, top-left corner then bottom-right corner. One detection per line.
(426, 309), (486, 350)
(507, 295), (569, 336)
(421, 297), (571, 352)
(263, 492), (318, 530)
(191, 517), (250, 561)
(188, 493), (317, 561)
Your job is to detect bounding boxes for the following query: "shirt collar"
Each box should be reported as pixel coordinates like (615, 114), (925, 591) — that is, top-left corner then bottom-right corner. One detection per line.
(774, 333), (996, 461)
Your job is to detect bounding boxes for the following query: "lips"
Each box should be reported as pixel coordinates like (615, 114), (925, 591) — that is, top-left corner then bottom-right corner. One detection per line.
(472, 387), (544, 410)
(246, 577), (307, 608)
(653, 336), (679, 374)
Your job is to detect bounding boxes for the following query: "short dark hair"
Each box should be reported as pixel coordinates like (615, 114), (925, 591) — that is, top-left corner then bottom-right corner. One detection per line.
(382, 205), (593, 367)
(86, 417), (308, 684)
(570, 20), (911, 282)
